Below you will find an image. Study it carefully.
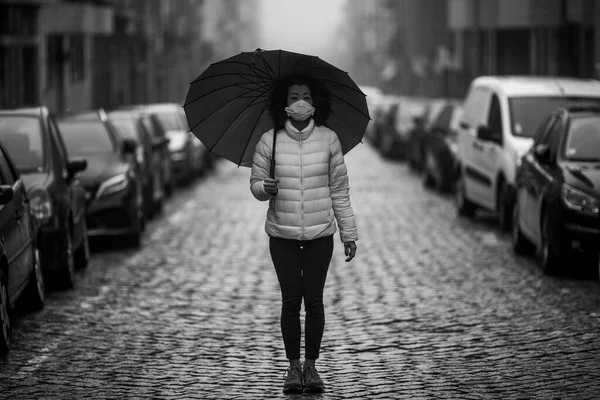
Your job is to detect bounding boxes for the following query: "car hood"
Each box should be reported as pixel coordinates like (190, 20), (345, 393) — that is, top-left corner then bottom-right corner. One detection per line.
(20, 172), (49, 193)
(563, 162), (600, 197)
(77, 153), (128, 187)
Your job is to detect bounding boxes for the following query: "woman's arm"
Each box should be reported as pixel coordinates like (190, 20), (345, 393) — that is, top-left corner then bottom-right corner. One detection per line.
(250, 130), (275, 201)
(329, 133), (358, 243)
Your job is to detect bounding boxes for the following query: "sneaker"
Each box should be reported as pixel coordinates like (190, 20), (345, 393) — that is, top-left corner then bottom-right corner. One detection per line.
(283, 367), (303, 394)
(303, 365), (325, 392)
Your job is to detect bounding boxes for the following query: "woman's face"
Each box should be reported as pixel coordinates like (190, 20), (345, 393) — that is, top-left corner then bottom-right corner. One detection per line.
(287, 84), (313, 106)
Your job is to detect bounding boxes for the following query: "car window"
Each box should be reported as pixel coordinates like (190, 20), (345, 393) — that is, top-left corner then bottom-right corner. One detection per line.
(0, 145), (17, 185)
(48, 116), (69, 168)
(564, 116), (600, 162)
(532, 115), (554, 145)
(508, 96), (600, 138)
(154, 112), (183, 132)
(432, 106), (452, 129)
(488, 94), (503, 137)
(110, 116), (139, 141)
(463, 87), (491, 126)
(0, 115), (46, 173)
(547, 118), (564, 161)
(57, 119), (117, 156)
(449, 107), (464, 132)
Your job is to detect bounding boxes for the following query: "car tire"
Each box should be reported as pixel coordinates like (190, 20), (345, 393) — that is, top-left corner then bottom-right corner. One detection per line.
(19, 248), (45, 312)
(540, 213), (561, 275)
(0, 268), (11, 356)
(74, 219), (90, 270)
(498, 181), (513, 232)
(511, 201), (533, 255)
(455, 172), (477, 218)
(58, 230), (76, 290)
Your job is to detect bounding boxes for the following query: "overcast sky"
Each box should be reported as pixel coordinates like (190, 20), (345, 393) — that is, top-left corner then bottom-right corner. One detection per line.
(257, 0), (345, 57)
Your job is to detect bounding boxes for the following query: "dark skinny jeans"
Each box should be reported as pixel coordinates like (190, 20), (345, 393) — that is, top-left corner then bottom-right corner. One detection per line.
(269, 234), (334, 360)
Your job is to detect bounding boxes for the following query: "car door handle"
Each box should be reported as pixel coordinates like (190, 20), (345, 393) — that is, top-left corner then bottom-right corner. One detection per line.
(460, 121), (470, 130)
(472, 142), (484, 151)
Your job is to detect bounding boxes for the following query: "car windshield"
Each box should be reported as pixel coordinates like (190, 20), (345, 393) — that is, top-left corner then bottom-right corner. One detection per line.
(110, 117), (138, 140)
(58, 120), (116, 156)
(154, 112), (183, 132)
(0, 116), (45, 173)
(509, 96), (600, 138)
(564, 116), (600, 162)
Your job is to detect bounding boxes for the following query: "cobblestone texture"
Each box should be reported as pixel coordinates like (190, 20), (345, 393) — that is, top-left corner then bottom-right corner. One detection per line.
(1, 143), (600, 399)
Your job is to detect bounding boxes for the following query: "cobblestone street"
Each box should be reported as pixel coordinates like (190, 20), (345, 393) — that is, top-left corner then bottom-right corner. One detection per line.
(1, 143), (600, 399)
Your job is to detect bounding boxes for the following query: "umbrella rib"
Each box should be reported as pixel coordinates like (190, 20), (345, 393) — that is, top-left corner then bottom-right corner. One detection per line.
(192, 71), (273, 85)
(186, 86), (269, 132)
(209, 95), (269, 153)
(237, 100), (271, 167)
(184, 82), (272, 108)
(329, 111), (364, 146)
(329, 92), (371, 119)
(254, 53), (278, 80)
(317, 78), (366, 95)
(212, 60), (273, 80)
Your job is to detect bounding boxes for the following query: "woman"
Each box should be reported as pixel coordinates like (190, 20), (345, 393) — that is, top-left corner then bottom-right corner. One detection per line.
(250, 75), (358, 394)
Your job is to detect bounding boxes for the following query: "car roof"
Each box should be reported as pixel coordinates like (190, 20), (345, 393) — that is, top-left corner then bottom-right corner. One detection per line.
(57, 110), (105, 121)
(0, 106), (45, 117)
(472, 76), (600, 98)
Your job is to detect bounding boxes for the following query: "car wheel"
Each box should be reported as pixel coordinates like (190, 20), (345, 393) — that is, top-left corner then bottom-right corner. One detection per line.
(0, 268), (11, 356)
(511, 201), (533, 255)
(497, 182), (513, 232)
(58, 230), (76, 290)
(74, 219), (90, 270)
(540, 213), (561, 275)
(596, 254), (600, 282)
(455, 172), (477, 218)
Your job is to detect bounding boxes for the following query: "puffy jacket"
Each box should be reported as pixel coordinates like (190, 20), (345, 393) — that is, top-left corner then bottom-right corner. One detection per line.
(250, 119), (358, 243)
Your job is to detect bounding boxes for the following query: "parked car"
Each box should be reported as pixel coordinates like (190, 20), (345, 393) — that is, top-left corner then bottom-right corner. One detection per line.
(117, 105), (174, 196)
(123, 103), (209, 185)
(56, 110), (144, 247)
(455, 76), (600, 230)
(407, 98), (449, 171)
(379, 97), (429, 159)
(512, 106), (600, 278)
(421, 103), (464, 193)
(107, 109), (165, 217)
(0, 107), (89, 290)
(0, 141), (45, 356)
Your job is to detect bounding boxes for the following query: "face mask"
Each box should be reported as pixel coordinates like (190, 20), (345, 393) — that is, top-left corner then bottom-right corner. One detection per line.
(285, 100), (315, 121)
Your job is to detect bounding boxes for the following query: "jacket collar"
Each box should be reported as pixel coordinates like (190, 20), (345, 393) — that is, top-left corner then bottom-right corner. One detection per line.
(284, 118), (315, 142)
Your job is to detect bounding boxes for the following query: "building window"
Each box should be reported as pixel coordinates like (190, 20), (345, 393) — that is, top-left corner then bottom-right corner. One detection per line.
(0, 45), (38, 108)
(46, 35), (62, 89)
(69, 35), (85, 83)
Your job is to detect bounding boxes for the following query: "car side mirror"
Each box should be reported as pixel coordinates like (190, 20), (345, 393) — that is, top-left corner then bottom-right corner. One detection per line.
(533, 144), (551, 163)
(476, 125), (494, 141)
(0, 185), (14, 205)
(67, 158), (87, 176)
(122, 138), (138, 154)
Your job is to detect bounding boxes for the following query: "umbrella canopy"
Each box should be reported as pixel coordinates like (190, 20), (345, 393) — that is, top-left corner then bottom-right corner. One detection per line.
(183, 49), (370, 168)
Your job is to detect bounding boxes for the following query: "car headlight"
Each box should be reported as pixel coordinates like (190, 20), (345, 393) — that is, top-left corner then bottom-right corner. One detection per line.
(561, 184), (600, 215)
(96, 174), (129, 198)
(29, 189), (53, 225)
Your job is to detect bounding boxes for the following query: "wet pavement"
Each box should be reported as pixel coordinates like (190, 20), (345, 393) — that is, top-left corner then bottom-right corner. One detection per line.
(1, 143), (600, 399)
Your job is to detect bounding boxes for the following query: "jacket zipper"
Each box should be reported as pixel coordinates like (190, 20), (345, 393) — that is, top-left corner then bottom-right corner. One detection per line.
(299, 138), (304, 240)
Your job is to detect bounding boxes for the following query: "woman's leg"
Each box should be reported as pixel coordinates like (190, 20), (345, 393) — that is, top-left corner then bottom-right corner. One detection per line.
(302, 235), (334, 361)
(269, 237), (303, 361)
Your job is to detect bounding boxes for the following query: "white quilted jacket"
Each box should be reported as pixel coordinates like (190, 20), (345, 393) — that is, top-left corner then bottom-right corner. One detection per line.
(250, 119), (358, 243)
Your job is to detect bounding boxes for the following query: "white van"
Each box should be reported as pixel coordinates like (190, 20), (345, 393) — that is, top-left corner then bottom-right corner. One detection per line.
(455, 76), (600, 229)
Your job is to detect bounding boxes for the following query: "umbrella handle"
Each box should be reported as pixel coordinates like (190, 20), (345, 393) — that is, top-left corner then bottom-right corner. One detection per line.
(270, 130), (277, 180)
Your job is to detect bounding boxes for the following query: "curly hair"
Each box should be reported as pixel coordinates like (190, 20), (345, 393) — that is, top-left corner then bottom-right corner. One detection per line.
(268, 75), (332, 133)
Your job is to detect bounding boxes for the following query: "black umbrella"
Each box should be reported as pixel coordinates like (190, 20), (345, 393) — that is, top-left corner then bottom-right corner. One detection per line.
(183, 49), (370, 176)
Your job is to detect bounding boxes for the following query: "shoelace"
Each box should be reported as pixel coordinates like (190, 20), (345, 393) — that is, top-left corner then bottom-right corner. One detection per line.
(304, 366), (320, 382)
(283, 367), (302, 382)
